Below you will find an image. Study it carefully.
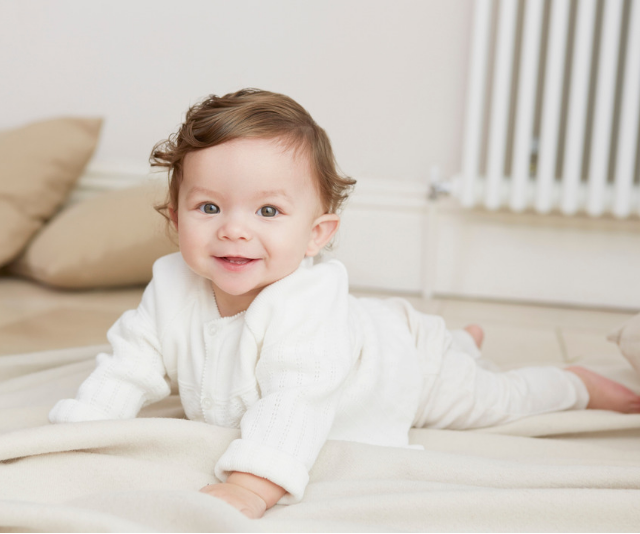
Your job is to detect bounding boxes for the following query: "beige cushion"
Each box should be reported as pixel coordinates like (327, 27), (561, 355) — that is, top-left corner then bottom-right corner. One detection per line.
(0, 117), (102, 266)
(9, 181), (179, 289)
(607, 313), (640, 373)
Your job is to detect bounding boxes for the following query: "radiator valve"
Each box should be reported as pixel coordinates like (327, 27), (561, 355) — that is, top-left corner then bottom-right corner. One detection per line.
(428, 165), (453, 200)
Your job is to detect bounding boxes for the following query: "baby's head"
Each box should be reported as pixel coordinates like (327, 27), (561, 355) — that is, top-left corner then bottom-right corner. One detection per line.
(152, 88), (354, 221)
(150, 89), (355, 311)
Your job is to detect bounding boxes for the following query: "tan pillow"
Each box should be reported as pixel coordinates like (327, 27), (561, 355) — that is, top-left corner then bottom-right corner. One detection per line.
(9, 181), (179, 289)
(0, 117), (102, 266)
(607, 313), (640, 374)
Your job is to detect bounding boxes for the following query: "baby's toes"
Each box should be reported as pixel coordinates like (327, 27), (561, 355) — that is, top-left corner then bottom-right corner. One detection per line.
(613, 386), (640, 413)
(464, 324), (484, 349)
(625, 392), (640, 413)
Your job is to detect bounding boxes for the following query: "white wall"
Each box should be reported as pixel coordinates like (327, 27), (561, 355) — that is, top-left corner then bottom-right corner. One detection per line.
(0, 0), (472, 183)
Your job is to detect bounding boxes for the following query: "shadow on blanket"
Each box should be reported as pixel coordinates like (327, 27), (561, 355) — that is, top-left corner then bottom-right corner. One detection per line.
(1, 345), (640, 532)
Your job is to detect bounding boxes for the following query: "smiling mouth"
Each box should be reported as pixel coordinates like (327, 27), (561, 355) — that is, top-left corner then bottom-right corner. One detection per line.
(215, 256), (260, 270)
(220, 256), (255, 265)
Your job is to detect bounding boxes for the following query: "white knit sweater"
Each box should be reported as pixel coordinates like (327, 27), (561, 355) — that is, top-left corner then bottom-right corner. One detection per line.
(49, 253), (450, 502)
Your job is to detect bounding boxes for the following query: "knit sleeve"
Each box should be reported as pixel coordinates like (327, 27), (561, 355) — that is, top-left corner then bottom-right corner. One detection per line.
(215, 260), (354, 503)
(48, 278), (171, 423)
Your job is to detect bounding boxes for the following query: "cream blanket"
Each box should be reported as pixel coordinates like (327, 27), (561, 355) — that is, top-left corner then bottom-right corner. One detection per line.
(1, 345), (640, 532)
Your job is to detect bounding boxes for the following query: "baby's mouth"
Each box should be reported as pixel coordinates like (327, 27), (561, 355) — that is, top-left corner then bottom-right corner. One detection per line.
(216, 256), (259, 268)
(223, 257), (252, 265)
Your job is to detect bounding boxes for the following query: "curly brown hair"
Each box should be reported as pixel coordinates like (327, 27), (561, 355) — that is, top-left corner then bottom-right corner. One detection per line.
(150, 88), (356, 219)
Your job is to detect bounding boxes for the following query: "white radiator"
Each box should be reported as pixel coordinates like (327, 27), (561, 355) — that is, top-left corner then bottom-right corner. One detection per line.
(458, 0), (640, 218)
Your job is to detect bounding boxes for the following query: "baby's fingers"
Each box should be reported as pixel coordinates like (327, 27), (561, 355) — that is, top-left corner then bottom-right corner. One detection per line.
(199, 483), (266, 519)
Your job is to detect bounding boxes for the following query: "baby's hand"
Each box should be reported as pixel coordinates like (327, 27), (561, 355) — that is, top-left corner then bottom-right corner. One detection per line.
(200, 482), (267, 519)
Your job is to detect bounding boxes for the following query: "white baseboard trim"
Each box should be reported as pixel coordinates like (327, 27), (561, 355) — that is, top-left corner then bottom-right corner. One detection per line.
(333, 185), (640, 311)
(430, 199), (640, 311)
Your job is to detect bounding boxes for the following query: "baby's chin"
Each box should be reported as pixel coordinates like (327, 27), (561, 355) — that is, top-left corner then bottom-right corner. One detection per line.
(211, 260), (307, 297)
(210, 280), (270, 300)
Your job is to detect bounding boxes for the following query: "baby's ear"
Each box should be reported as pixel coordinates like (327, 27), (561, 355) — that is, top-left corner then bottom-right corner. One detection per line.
(306, 214), (340, 257)
(168, 207), (179, 230)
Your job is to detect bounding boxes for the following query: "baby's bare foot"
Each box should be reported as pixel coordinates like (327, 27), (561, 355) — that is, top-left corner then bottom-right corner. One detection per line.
(464, 324), (484, 349)
(566, 366), (640, 413)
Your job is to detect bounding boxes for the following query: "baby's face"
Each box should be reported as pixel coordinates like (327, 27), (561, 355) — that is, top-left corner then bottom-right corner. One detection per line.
(173, 137), (334, 308)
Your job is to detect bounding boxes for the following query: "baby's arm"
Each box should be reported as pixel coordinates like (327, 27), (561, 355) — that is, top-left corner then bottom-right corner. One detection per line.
(211, 261), (354, 509)
(200, 472), (286, 519)
(49, 279), (170, 423)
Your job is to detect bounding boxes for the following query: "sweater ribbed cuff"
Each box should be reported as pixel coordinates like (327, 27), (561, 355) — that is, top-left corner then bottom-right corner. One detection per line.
(215, 438), (309, 504)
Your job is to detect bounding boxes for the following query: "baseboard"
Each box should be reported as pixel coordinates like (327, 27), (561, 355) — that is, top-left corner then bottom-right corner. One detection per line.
(322, 179), (429, 294)
(430, 199), (640, 311)
(330, 185), (640, 311)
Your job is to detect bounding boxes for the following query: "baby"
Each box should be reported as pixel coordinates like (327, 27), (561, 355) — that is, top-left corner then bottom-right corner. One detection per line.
(50, 88), (640, 519)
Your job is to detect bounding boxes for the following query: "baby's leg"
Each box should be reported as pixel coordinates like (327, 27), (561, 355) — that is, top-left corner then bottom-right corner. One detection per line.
(456, 326), (640, 413)
(415, 348), (590, 429)
(415, 344), (640, 430)
(566, 366), (640, 413)
(452, 325), (501, 372)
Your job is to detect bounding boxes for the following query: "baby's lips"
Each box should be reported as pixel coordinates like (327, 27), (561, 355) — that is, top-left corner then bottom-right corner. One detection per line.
(217, 256), (259, 264)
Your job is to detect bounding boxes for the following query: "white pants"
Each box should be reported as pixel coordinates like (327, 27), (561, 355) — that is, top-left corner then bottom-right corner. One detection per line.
(413, 330), (590, 430)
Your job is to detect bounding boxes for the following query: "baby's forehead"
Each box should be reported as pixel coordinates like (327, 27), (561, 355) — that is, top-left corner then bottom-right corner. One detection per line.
(181, 138), (324, 205)
(186, 137), (317, 182)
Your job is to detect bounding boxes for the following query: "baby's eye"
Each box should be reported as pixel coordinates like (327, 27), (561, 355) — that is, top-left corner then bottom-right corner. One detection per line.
(199, 203), (220, 214)
(258, 206), (279, 217)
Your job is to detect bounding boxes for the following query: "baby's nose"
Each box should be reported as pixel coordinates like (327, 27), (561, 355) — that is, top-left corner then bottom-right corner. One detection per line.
(217, 215), (251, 241)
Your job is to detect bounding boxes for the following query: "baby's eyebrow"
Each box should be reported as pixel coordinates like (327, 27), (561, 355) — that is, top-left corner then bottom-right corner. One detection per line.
(186, 186), (292, 202)
(186, 186), (219, 198)
(255, 189), (292, 201)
